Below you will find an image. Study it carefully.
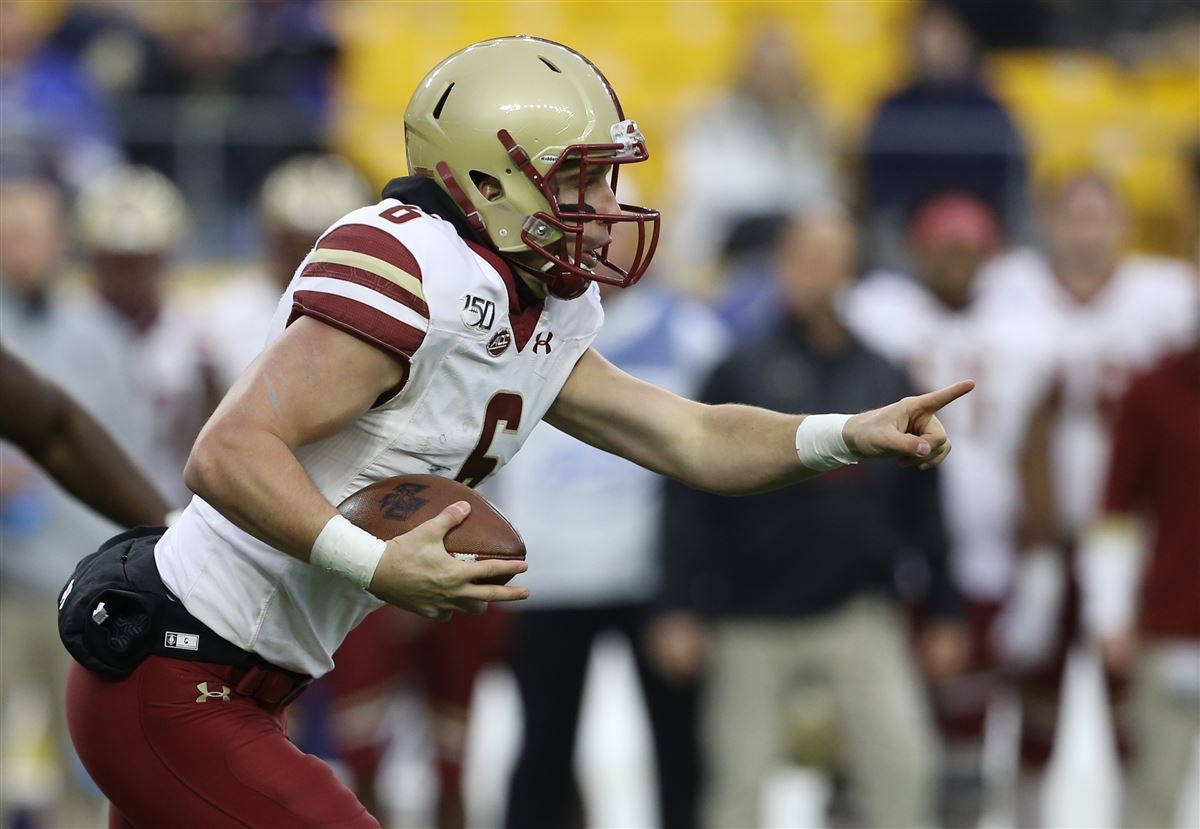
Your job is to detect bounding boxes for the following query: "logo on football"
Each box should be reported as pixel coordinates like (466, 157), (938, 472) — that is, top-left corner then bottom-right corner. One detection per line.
(487, 329), (512, 357)
(381, 483), (430, 521)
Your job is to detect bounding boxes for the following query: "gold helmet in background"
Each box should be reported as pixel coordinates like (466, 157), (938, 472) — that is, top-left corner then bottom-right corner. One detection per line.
(258, 154), (372, 237)
(75, 165), (188, 253)
(404, 36), (660, 299)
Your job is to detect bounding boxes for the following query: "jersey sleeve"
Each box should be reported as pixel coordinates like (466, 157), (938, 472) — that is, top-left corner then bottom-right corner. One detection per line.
(288, 221), (430, 365)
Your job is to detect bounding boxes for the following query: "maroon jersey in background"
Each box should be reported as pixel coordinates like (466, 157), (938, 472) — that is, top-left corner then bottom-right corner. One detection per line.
(1104, 348), (1200, 640)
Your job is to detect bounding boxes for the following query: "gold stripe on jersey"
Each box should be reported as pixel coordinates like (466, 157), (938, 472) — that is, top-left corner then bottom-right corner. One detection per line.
(306, 248), (426, 303)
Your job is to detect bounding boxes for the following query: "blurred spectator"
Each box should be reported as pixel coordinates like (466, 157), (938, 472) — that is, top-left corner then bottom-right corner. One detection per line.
(121, 0), (339, 220)
(0, 0), (121, 188)
(664, 24), (841, 297)
(0, 176), (107, 829)
(1078, 338), (1199, 829)
(843, 191), (1051, 827)
(862, 1), (1027, 268)
(201, 153), (372, 391)
(984, 172), (1198, 827)
(490, 217), (727, 829)
(945, 0), (1199, 53)
(64, 164), (217, 505)
(654, 210), (959, 829)
(0, 177), (69, 347)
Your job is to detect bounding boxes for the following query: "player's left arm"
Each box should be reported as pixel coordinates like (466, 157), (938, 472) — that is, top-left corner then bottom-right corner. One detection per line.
(546, 348), (973, 495)
(0, 345), (173, 527)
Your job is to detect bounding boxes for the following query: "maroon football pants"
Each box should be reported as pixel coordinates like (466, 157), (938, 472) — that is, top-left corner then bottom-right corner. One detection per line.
(66, 656), (379, 829)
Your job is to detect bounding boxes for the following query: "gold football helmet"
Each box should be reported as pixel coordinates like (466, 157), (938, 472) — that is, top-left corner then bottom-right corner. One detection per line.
(405, 36), (659, 298)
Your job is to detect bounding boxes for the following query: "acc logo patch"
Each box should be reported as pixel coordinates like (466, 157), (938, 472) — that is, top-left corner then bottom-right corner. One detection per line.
(487, 329), (512, 357)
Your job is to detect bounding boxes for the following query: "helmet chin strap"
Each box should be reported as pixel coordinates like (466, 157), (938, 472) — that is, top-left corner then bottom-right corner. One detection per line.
(502, 248), (591, 301)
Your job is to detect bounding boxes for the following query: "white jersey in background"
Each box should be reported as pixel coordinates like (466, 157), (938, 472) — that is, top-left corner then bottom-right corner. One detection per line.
(60, 301), (213, 507)
(156, 199), (604, 677)
(485, 286), (729, 608)
(979, 248), (1198, 536)
(842, 270), (1054, 601)
(196, 270), (285, 392)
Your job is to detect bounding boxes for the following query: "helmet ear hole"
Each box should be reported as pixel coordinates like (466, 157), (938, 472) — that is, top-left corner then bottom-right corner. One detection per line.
(470, 171), (504, 202)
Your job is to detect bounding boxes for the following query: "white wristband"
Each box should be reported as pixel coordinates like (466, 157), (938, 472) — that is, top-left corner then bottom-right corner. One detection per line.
(795, 414), (858, 472)
(310, 514), (387, 589)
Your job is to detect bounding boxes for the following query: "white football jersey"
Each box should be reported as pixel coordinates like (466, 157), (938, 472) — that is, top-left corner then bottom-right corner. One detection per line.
(156, 198), (604, 677)
(843, 270), (1054, 600)
(979, 248), (1198, 536)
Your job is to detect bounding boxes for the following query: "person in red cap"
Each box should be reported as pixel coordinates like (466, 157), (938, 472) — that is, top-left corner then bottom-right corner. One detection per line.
(845, 189), (1056, 828)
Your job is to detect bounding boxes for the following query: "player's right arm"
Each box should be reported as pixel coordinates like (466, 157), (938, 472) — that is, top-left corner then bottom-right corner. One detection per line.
(184, 316), (528, 619)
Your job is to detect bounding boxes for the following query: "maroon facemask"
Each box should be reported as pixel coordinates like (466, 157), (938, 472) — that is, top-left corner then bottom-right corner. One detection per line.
(497, 119), (661, 299)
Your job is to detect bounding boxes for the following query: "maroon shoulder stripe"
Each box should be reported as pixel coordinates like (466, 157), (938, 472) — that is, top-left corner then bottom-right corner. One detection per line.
(300, 262), (430, 318)
(317, 224), (424, 280)
(292, 290), (426, 361)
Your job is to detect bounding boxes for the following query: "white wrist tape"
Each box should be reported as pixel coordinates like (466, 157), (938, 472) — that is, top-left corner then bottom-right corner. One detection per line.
(795, 414), (858, 472)
(1079, 519), (1144, 638)
(310, 514), (387, 589)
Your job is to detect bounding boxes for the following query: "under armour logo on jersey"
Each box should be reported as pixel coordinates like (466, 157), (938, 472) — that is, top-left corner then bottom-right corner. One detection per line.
(461, 295), (496, 330)
(533, 331), (554, 354)
(381, 483), (430, 521)
(196, 682), (231, 703)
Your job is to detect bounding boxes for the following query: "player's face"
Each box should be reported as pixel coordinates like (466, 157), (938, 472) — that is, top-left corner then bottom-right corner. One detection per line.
(90, 251), (166, 326)
(777, 213), (856, 317)
(0, 182), (65, 293)
(1047, 179), (1125, 271)
(268, 227), (319, 290)
(549, 162), (619, 270)
(918, 241), (988, 310)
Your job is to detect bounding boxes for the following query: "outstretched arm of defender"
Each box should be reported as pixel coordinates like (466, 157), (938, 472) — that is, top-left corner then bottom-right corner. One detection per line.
(184, 316), (528, 618)
(0, 345), (172, 527)
(547, 348), (972, 494)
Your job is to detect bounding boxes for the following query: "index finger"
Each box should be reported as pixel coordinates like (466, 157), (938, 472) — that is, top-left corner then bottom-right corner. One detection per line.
(913, 379), (975, 413)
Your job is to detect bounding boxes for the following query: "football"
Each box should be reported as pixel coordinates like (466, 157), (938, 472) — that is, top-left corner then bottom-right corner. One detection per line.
(337, 474), (525, 585)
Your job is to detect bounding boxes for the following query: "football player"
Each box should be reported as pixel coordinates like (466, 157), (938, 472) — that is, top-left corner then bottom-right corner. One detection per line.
(65, 37), (972, 829)
(986, 172), (1198, 826)
(201, 154), (375, 391)
(844, 191), (1050, 827)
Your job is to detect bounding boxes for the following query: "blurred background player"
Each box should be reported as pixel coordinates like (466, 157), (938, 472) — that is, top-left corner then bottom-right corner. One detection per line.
(654, 208), (962, 829)
(843, 190), (1050, 827)
(201, 153), (373, 390)
(0, 345), (170, 829)
(987, 172), (1199, 827)
(67, 164), (216, 506)
(1078, 331), (1199, 829)
(489, 213), (728, 829)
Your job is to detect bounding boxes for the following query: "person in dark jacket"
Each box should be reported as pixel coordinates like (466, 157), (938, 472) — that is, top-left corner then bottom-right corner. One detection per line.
(646, 209), (965, 829)
(863, 1), (1028, 266)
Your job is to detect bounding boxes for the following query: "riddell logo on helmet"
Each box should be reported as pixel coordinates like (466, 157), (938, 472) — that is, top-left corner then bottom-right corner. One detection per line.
(487, 329), (512, 357)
